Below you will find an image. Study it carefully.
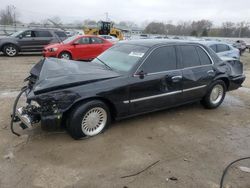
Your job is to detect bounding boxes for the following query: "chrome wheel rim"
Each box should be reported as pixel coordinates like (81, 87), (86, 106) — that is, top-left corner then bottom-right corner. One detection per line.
(210, 84), (224, 105)
(81, 107), (107, 136)
(61, 53), (70, 59)
(6, 46), (17, 56)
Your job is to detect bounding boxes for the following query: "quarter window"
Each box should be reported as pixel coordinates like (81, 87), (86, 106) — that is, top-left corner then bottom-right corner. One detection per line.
(142, 46), (177, 73)
(196, 47), (212, 65)
(217, 44), (230, 52)
(180, 45), (200, 68)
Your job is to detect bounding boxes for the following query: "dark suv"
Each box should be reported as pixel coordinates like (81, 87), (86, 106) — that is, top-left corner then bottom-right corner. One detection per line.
(0, 29), (67, 56)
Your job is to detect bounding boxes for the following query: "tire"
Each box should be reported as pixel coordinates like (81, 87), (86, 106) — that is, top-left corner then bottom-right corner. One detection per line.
(201, 80), (226, 109)
(3, 44), (19, 57)
(67, 100), (111, 139)
(58, 52), (72, 60)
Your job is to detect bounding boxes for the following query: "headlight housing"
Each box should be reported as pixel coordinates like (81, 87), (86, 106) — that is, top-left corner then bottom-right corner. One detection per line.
(48, 47), (58, 52)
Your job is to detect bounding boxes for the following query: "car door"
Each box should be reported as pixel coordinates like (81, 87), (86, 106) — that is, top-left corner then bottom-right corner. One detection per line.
(128, 46), (183, 114)
(90, 37), (106, 56)
(33, 30), (54, 51)
(70, 37), (92, 60)
(17, 30), (37, 51)
(178, 45), (215, 101)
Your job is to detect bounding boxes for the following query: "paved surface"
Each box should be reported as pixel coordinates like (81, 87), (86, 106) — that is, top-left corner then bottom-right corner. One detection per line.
(0, 53), (250, 188)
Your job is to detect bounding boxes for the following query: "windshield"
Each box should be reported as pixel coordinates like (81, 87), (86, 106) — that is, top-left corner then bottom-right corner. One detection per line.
(94, 44), (149, 72)
(10, 30), (24, 37)
(62, 35), (78, 44)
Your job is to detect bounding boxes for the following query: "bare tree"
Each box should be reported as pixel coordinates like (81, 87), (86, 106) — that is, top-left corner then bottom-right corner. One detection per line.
(0, 5), (18, 25)
(144, 22), (166, 34)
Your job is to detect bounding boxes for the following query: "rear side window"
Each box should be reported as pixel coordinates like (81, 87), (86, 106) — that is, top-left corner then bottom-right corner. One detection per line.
(217, 44), (230, 52)
(180, 45), (200, 68)
(35, 31), (52, 37)
(55, 31), (67, 37)
(91, 37), (103, 44)
(196, 47), (212, 65)
(210, 44), (217, 52)
(142, 46), (177, 73)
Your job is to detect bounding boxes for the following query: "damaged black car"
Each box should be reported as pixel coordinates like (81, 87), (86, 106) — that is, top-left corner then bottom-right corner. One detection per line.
(11, 40), (245, 139)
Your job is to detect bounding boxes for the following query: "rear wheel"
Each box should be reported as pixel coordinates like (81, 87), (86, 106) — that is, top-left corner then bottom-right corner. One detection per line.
(3, 44), (18, 57)
(59, 52), (72, 60)
(201, 80), (226, 109)
(67, 100), (111, 139)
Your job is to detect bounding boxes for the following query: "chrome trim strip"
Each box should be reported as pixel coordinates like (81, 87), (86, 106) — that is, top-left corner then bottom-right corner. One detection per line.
(123, 84), (207, 104)
(183, 85), (207, 92)
(123, 90), (182, 104)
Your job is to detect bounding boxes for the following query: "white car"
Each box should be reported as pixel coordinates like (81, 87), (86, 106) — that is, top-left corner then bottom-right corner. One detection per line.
(99, 35), (119, 43)
(201, 41), (240, 60)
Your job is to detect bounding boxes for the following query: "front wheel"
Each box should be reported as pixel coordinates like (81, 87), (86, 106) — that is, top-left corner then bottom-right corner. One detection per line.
(67, 100), (111, 139)
(201, 80), (226, 109)
(58, 52), (72, 60)
(3, 44), (19, 57)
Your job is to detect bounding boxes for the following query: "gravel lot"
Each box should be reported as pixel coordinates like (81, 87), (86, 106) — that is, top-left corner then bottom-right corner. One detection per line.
(0, 53), (250, 188)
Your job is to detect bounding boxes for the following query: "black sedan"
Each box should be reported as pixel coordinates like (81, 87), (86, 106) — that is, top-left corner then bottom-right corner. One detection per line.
(11, 40), (245, 139)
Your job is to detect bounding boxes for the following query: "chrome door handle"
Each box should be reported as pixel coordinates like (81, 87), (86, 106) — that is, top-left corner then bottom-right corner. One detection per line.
(171, 76), (183, 82)
(207, 70), (214, 74)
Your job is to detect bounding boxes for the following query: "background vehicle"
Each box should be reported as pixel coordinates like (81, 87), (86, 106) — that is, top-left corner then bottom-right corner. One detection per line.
(0, 29), (67, 57)
(12, 40), (245, 139)
(84, 21), (124, 40)
(99, 35), (119, 43)
(202, 41), (240, 59)
(43, 35), (113, 60)
(233, 40), (247, 55)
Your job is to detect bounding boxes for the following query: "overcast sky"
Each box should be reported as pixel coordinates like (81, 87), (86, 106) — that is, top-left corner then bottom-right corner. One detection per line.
(0, 0), (249, 26)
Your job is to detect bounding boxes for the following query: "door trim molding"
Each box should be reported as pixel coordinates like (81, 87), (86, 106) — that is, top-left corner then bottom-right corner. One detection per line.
(123, 84), (207, 104)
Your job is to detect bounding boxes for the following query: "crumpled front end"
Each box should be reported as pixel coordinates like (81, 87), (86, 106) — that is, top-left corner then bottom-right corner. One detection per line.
(11, 59), (81, 135)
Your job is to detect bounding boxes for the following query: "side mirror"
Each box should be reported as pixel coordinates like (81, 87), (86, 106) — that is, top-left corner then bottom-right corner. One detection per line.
(73, 41), (79, 45)
(135, 70), (147, 79)
(18, 35), (23, 39)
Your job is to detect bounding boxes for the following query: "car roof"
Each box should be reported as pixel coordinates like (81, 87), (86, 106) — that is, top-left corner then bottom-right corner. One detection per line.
(197, 40), (231, 46)
(120, 39), (206, 48)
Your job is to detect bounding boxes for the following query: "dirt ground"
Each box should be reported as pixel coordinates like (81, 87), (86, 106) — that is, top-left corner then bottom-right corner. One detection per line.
(0, 52), (250, 188)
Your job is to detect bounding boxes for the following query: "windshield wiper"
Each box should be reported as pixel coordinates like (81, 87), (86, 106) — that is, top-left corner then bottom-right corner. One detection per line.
(96, 58), (112, 70)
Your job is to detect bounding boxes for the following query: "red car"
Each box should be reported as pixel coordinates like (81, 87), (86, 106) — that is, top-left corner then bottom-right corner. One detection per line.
(43, 35), (113, 60)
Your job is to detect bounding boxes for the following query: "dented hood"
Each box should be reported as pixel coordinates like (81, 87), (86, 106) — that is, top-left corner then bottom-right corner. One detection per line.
(31, 58), (121, 94)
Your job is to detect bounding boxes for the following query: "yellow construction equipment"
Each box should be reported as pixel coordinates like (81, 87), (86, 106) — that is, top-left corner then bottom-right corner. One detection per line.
(84, 21), (124, 40)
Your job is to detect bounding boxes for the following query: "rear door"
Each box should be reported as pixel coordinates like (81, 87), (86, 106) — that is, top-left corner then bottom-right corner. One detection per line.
(129, 45), (183, 114)
(33, 30), (54, 51)
(90, 37), (106, 56)
(178, 45), (215, 101)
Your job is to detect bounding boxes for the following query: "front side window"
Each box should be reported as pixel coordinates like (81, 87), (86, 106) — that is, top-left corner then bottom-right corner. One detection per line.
(77, 37), (90, 44)
(21, 30), (35, 38)
(217, 44), (230, 53)
(142, 46), (177, 73)
(180, 45), (200, 68)
(94, 44), (149, 72)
